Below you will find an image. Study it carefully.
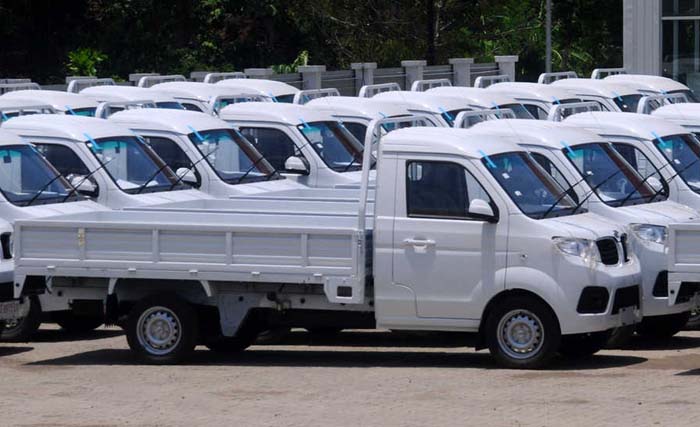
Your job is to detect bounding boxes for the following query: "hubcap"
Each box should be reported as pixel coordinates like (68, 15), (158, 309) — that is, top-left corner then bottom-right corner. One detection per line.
(497, 309), (545, 360)
(136, 306), (182, 356)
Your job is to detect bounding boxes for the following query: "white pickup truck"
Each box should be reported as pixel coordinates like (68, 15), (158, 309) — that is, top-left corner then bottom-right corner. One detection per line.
(149, 82), (272, 115)
(0, 98), (57, 122)
(108, 108), (307, 196)
(215, 78), (300, 103)
(471, 119), (699, 338)
(485, 81), (584, 119)
(12, 127), (642, 368)
(592, 69), (699, 102)
(538, 72), (645, 113)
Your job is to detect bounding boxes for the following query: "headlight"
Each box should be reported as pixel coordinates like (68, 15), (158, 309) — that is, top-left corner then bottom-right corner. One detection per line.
(552, 237), (598, 261)
(629, 224), (667, 245)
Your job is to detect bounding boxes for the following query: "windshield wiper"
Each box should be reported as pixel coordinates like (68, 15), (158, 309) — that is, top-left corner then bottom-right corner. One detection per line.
(341, 155), (362, 173)
(168, 145), (221, 191)
(235, 155), (267, 184)
(618, 162), (673, 207)
(25, 173), (66, 206)
(541, 174), (589, 219)
(61, 157), (115, 202)
(571, 169), (624, 214)
(134, 162), (171, 194)
(646, 158), (700, 202)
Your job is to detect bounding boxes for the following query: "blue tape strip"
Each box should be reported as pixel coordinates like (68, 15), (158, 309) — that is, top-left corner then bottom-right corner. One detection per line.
(438, 107), (454, 122)
(611, 91), (623, 102)
(378, 112), (387, 119)
(65, 105), (77, 116)
(561, 140), (576, 157)
(479, 149), (497, 169)
(299, 118), (311, 129)
(268, 92), (278, 103)
(491, 102), (501, 111)
(651, 131), (672, 149)
(83, 132), (100, 149)
(187, 125), (205, 142)
(0, 112), (8, 122)
(130, 130), (146, 143)
(552, 96), (561, 105)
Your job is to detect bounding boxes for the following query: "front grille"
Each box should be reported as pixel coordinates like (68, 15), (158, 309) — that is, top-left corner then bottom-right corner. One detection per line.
(577, 286), (610, 314)
(596, 238), (620, 265)
(612, 285), (640, 314)
(653, 271), (669, 297)
(620, 233), (629, 262)
(676, 282), (700, 304)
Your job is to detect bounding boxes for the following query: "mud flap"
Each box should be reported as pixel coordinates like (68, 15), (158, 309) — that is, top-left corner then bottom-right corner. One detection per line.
(217, 294), (262, 337)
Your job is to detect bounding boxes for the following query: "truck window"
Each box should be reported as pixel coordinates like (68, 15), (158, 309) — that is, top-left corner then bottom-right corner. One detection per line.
(341, 122), (367, 143)
(612, 143), (666, 186)
(239, 127), (305, 171)
(34, 143), (91, 177)
(144, 136), (200, 187)
(180, 103), (204, 112)
(648, 134), (700, 193)
(406, 160), (493, 220)
(531, 152), (579, 203)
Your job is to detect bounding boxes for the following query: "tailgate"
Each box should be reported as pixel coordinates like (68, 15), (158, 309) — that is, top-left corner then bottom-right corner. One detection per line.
(667, 222), (700, 306)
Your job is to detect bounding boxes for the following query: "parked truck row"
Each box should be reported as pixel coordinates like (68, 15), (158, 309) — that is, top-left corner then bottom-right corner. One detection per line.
(0, 69), (699, 368)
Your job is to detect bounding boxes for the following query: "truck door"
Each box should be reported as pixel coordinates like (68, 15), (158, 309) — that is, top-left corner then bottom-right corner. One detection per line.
(392, 159), (508, 319)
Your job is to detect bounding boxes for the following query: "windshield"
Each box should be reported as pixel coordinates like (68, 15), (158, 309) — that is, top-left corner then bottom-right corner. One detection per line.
(155, 101), (185, 110)
(611, 94), (643, 112)
(67, 107), (96, 117)
(86, 136), (181, 193)
(564, 142), (657, 206)
(485, 151), (577, 219)
(440, 108), (469, 126)
(187, 128), (278, 183)
(0, 145), (80, 206)
(274, 94), (296, 103)
(497, 103), (535, 119)
(297, 121), (365, 172)
(670, 89), (699, 102)
(652, 133), (700, 193)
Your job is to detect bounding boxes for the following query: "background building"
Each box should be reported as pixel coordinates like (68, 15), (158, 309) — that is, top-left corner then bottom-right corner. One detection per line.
(625, 0), (700, 90)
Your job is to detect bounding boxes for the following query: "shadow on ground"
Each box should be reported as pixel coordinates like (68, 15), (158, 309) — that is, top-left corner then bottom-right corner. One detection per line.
(27, 330), (647, 371)
(0, 346), (33, 357)
(619, 334), (700, 352)
(26, 327), (123, 343)
(677, 368), (700, 376)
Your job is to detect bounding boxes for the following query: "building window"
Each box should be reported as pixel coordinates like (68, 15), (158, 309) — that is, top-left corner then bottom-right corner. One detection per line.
(663, 0), (700, 90)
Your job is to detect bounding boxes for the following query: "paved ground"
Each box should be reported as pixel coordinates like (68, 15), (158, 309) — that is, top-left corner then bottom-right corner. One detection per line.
(0, 327), (698, 427)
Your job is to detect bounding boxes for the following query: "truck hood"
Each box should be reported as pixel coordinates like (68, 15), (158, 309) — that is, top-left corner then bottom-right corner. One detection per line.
(545, 211), (624, 240)
(615, 201), (698, 226)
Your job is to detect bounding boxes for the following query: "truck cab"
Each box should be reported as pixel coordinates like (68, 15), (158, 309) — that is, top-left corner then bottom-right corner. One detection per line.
(544, 77), (644, 113)
(150, 82), (272, 114)
(364, 91), (473, 127)
(304, 95), (441, 142)
(218, 102), (368, 188)
(603, 73), (698, 102)
(2, 115), (210, 208)
(1, 90), (99, 116)
(13, 126), (642, 368)
(424, 86), (536, 119)
(486, 82), (583, 119)
(215, 78), (300, 103)
(472, 119), (699, 338)
(80, 85), (186, 115)
(109, 108), (305, 196)
(0, 98), (57, 123)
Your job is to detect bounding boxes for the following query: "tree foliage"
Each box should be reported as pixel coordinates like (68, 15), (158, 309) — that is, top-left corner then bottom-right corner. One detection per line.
(0, 0), (622, 83)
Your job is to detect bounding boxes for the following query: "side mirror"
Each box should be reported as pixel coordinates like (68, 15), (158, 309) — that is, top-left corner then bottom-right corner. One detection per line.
(284, 156), (309, 175)
(469, 199), (498, 223)
(647, 176), (663, 193)
(70, 176), (98, 198)
(175, 168), (198, 186)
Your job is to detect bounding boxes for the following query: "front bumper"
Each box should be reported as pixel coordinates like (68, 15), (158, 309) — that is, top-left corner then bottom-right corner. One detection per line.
(636, 242), (695, 317)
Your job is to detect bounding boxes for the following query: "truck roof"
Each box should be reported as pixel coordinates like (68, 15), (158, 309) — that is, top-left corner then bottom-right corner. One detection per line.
(109, 108), (232, 134)
(371, 91), (470, 113)
(470, 119), (602, 149)
(0, 97), (53, 109)
(219, 102), (333, 126)
(564, 111), (688, 139)
(305, 96), (423, 119)
(604, 74), (690, 93)
(150, 82), (260, 101)
(80, 85), (179, 103)
(549, 78), (640, 98)
(382, 127), (523, 158)
(0, 128), (29, 146)
(424, 87), (521, 107)
(1, 90), (98, 111)
(2, 114), (134, 141)
(652, 102), (700, 124)
(487, 82), (581, 103)
(215, 78), (300, 97)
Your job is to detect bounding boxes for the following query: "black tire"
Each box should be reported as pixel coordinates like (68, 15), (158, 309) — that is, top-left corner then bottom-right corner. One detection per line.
(52, 311), (104, 333)
(126, 295), (198, 364)
(637, 312), (691, 340)
(559, 330), (611, 359)
(686, 310), (700, 330)
(0, 297), (42, 342)
(255, 327), (292, 345)
(484, 295), (561, 369)
(605, 325), (635, 349)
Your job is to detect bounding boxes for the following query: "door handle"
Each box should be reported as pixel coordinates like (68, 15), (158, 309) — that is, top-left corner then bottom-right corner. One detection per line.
(403, 238), (436, 253)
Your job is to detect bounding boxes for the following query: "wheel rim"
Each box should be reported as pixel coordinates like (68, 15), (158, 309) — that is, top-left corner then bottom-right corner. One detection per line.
(496, 309), (545, 360)
(136, 306), (182, 356)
